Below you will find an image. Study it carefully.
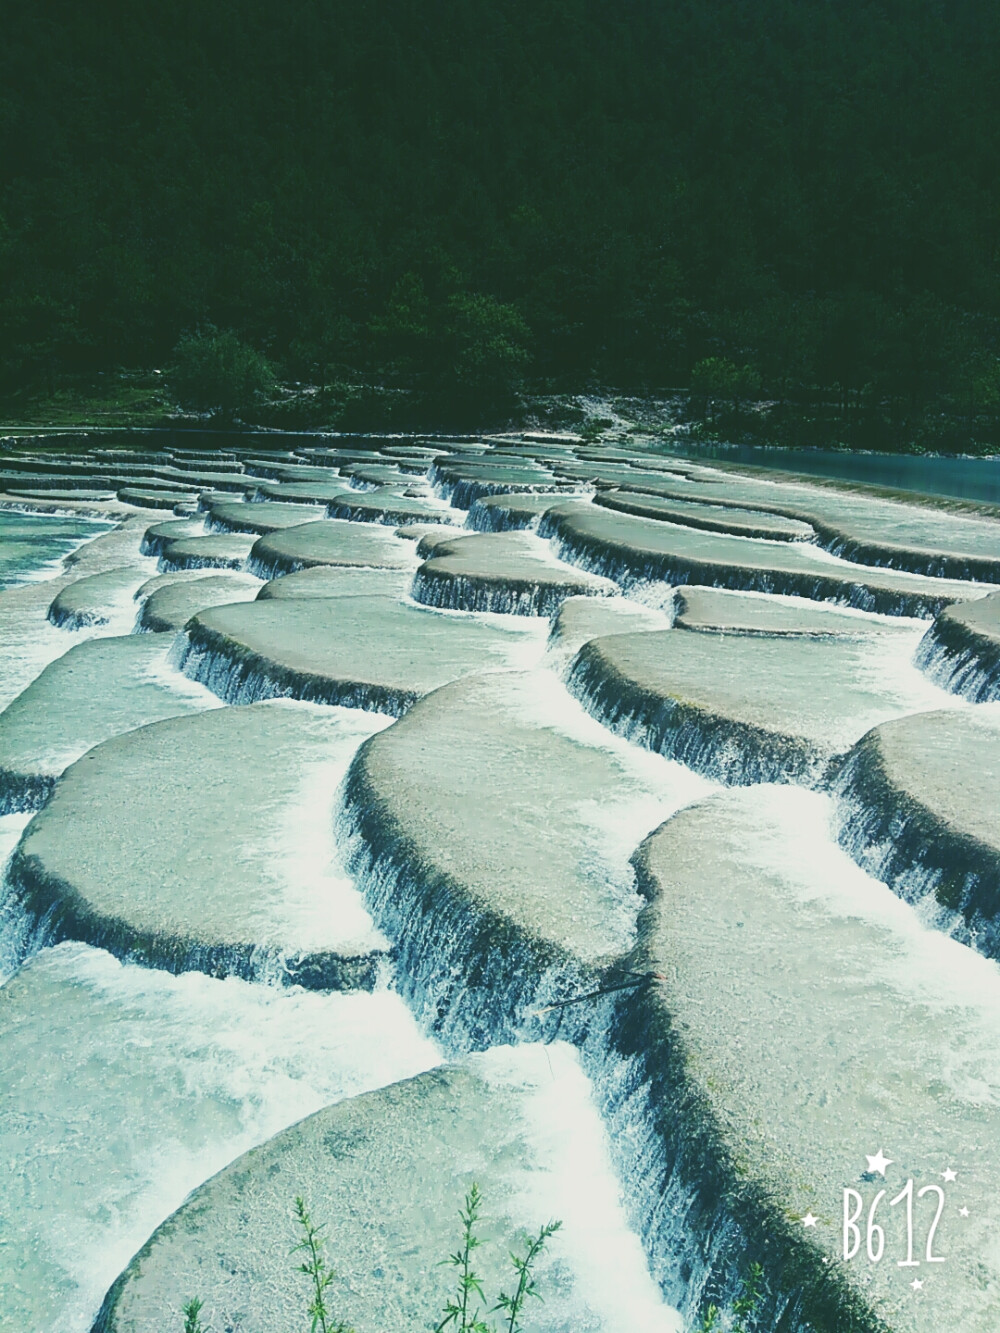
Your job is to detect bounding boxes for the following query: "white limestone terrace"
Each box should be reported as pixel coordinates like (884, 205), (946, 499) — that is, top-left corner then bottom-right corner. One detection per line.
(831, 705), (1000, 960)
(0, 515), (165, 712)
(0, 942), (439, 1333)
(47, 565), (159, 629)
(430, 453), (578, 508)
(602, 462), (1000, 580)
(134, 570), (262, 632)
(565, 621), (962, 786)
(328, 485), (462, 525)
(157, 531), (256, 571)
(246, 516), (415, 579)
(671, 584), (925, 638)
(617, 784), (1000, 1333)
(466, 488), (589, 531)
(204, 497), (325, 534)
(93, 1044), (683, 1333)
(594, 486), (817, 542)
(139, 515), (208, 555)
(5, 701), (392, 987)
(539, 500), (996, 618)
(6, 435), (1000, 1333)
(248, 477), (354, 505)
(914, 590), (1000, 701)
(255, 563), (414, 601)
(546, 593), (671, 663)
(0, 634), (218, 815)
(412, 528), (619, 615)
(339, 667), (714, 1039)
(177, 589), (546, 715)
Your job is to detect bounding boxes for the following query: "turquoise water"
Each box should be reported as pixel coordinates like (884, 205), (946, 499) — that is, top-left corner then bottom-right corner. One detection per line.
(0, 511), (113, 590)
(661, 441), (1000, 506)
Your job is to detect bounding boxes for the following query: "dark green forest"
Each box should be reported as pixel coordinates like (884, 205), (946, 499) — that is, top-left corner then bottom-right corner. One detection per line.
(4, 0), (1000, 437)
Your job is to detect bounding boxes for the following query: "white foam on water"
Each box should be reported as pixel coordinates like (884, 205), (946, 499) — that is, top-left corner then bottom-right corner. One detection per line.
(1, 941), (441, 1333)
(510, 666), (717, 805)
(133, 642), (231, 711)
(849, 623), (978, 718)
(492, 669), (717, 949)
(0, 531), (155, 711)
(0, 512), (116, 589)
(473, 1042), (684, 1333)
(668, 582), (930, 629)
(251, 700), (396, 954)
(621, 579), (679, 614)
(399, 593), (552, 671)
(743, 785), (1000, 1069)
(0, 811), (34, 983)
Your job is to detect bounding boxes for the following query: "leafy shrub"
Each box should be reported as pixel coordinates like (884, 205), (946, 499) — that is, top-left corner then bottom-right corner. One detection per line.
(169, 327), (277, 418)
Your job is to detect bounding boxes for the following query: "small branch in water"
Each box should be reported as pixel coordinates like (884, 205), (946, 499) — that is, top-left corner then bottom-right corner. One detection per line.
(531, 970), (666, 1016)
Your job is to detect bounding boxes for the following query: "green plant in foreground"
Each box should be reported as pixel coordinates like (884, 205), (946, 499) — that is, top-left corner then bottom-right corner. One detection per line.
(732, 1261), (765, 1330)
(494, 1217), (563, 1333)
(697, 1303), (720, 1332)
(293, 1195), (355, 1333)
(436, 1182), (491, 1333)
(436, 1183), (561, 1333)
(182, 1187), (559, 1333)
(182, 1297), (207, 1333)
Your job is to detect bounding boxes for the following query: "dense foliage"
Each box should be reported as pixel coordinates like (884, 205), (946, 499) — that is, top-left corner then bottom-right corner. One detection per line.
(3, 0), (1000, 423)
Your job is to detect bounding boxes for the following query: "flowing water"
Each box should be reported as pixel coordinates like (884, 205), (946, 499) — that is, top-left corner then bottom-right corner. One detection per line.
(0, 504), (686, 1331)
(5, 440), (1000, 1333)
(0, 510), (113, 590)
(663, 440), (1000, 505)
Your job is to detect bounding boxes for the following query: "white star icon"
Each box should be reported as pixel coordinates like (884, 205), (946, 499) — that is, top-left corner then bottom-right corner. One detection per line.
(911, 1278), (923, 1291)
(959, 1206), (970, 1218)
(941, 1168), (957, 1183)
(802, 1213), (818, 1228)
(866, 1149), (893, 1177)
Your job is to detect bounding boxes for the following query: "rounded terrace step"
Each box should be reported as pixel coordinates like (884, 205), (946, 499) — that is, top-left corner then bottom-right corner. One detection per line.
(47, 565), (152, 629)
(466, 490), (581, 531)
(832, 706), (1000, 958)
(139, 517), (207, 556)
(328, 489), (454, 525)
(547, 595), (668, 659)
(0, 634), (214, 813)
(255, 564), (413, 600)
(595, 488), (816, 541)
(178, 594), (541, 715)
(619, 784), (1000, 1333)
(93, 1045), (677, 1333)
(614, 466), (1000, 580)
(6, 701), (392, 986)
(341, 668), (711, 1033)
(205, 499), (322, 535)
(117, 488), (198, 510)
(136, 572), (261, 632)
(672, 585), (919, 637)
(540, 502), (989, 618)
(158, 532), (255, 571)
(247, 518), (412, 579)
(914, 591), (1000, 701)
(566, 626), (950, 785)
(0, 942), (436, 1332)
(412, 530), (618, 615)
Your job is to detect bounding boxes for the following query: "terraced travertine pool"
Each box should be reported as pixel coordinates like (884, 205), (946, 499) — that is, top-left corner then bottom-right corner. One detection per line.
(3, 435), (1000, 1333)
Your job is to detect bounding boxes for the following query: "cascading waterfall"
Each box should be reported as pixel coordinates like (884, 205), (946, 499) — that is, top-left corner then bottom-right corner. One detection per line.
(336, 755), (864, 1333)
(913, 613), (1000, 701)
(174, 621), (418, 716)
(412, 565), (605, 616)
(564, 640), (831, 787)
(538, 509), (957, 618)
(830, 737), (1000, 957)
